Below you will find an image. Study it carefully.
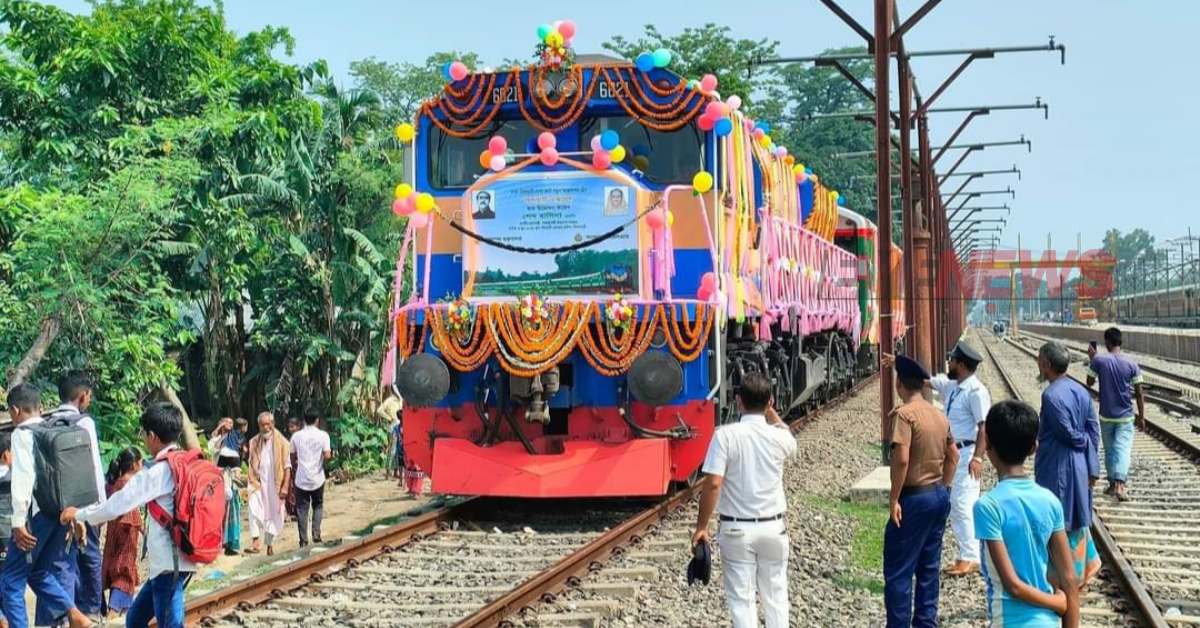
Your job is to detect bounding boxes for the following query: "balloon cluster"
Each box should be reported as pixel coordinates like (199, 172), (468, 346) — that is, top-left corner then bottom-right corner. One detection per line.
(479, 136), (510, 173)
(537, 132), (559, 166)
(442, 61), (470, 83)
(696, 272), (718, 302)
(635, 48), (673, 73)
(791, 163), (808, 184)
(390, 184), (436, 229)
(697, 97), (737, 137)
(537, 20), (577, 69)
(588, 129), (624, 169)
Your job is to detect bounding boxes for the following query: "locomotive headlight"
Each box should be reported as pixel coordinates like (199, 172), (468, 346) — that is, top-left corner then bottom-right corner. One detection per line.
(628, 351), (683, 407)
(396, 353), (451, 407)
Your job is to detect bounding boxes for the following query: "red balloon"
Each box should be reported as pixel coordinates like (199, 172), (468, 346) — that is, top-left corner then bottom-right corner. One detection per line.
(537, 132), (557, 150)
(540, 147), (560, 166)
(488, 136), (508, 156)
(697, 115), (716, 131)
(392, 198), (412, 217)
(700, 272), (717, 288)
(697, 286), (714, 301)
(592, 151), (612, 169)
(646, 208), (666, 230)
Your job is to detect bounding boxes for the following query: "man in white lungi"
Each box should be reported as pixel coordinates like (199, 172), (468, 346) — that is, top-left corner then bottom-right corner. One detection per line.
(929, 341), (992, 576)
(693, 372), (797, 628)
(247, 412), (291, 556)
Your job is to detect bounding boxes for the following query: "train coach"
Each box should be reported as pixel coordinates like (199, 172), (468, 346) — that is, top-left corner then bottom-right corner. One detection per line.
(385, 33), (904, 499)
(1120, 284), (1200, 327)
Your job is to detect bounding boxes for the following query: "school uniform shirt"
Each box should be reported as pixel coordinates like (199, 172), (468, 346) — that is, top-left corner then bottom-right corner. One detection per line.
(290, 426), (332, 492)
(74, 445), (196, 580)
(50, 403), (107, 506)
(974, 477), (1066, 628)
(930, 374), (991, 444)
(10, 415), (44, 529)
(701, 414), (797, 519)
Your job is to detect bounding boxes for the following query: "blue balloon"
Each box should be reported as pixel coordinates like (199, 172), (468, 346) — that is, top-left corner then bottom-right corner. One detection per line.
(652, 48), (672, 68)
(837, 195), (846, 206)
(600, 129), (620, 151)
(756, 121), (771, 134)
(442, 62), (453, 81)
(714, 118), (733, 137)
(632, 144), (650, 157)
(636, 53), (655, 73)
(805, 167), (813, 175)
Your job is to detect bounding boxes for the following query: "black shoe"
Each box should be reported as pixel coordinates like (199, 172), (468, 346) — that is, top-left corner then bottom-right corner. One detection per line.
(224, 548), (239, 556)
(313, 537), (322, 544)
(299, 541), (309, 548)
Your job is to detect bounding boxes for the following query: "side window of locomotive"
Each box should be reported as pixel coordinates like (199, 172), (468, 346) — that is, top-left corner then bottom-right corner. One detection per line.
(578, 116), (702, 184)
(429, 119), (539, 189)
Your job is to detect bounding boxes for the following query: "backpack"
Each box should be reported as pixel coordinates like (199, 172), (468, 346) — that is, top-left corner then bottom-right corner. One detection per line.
(147, 449), (226, 565)
(20, 414), (100, 516)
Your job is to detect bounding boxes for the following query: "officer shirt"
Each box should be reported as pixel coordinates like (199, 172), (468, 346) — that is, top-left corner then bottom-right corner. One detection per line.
(701, 414), (797, 519)
(889, 398), (954, 487)
(930, 374), (991, 443)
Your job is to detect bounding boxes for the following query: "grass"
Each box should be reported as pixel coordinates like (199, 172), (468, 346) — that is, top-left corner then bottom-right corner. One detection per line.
(806, 496), (889, 593)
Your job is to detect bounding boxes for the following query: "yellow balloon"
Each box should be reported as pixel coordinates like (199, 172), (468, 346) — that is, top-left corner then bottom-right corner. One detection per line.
(546, 32), (564, 47)
(632, 155), (650, 171)
(394, 183), (413, 200)
(831, 190), (840, 200)
(693, 171), (714, 193)
(667, 211), (675, 228)
(610, 145), (627, 163)
(395, 123), (416, 144)
(791, 164), (804, 175)
(759, 134), (772, 148)
(415, 192), (435, 214)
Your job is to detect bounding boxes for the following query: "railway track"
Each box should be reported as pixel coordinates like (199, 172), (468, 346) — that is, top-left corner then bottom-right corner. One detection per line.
(186, 375), (880, 628)
(977, 328), (1200, 628)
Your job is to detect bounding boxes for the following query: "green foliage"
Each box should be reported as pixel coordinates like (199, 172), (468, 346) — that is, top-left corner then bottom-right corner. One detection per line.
(350, 51), (484, 125)
(329, 413), (387, 475)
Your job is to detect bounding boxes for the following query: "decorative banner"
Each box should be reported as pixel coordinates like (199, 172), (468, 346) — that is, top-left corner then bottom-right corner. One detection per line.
(464, 172), (640, 299)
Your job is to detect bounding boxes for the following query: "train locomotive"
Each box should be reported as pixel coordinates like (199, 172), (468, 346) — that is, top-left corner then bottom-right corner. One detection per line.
(387, 37), (904, 499)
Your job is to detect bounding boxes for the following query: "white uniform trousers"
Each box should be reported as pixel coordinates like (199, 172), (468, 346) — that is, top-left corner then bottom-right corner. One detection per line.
(718, 518), (790, 628)
(949, 444), (981, 563)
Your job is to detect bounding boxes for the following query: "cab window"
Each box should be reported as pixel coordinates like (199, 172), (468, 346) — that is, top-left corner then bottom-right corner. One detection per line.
(578, 116), (703, 185)
(428, 119), (539, 189)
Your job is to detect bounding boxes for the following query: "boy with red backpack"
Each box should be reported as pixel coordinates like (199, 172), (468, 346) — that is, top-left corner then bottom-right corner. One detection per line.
(59, 403), (225, 628)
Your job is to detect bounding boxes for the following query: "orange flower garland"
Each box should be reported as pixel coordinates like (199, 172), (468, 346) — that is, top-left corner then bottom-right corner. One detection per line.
(664, 304), (714, 362)
(428, 306), (495, 371)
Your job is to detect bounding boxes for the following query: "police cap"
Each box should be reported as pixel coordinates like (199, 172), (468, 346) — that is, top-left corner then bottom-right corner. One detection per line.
(894, 354), (931, 381)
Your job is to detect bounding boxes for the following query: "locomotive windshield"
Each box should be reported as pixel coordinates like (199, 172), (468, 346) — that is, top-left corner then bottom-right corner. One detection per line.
(577, 116), (703, 184)
(428, 119), (539, 189)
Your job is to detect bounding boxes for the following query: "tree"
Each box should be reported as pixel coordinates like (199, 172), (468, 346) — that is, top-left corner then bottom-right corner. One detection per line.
(350, 51), (484, 126)
(603, 24), (779, 114)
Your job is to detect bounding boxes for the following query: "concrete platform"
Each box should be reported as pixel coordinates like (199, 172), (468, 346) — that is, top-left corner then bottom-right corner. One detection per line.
(1023, 323), (1200, 363)
(849, 466), (892, 507)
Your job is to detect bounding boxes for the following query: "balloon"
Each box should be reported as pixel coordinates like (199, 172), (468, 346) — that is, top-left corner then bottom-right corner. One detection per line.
(632, 144), (650, 158)
(667, 210), (674, 228)
(558, 20), (576, 39)
(636, 53), (655, 72)
(757, 121), (772, 134)
(540, 147), (560, 166)
(700, 74), (719, 93)
(394, 183), (413, 200)
(479, 150), (493, 169)
(784, 155), (795, 166)
(795, 172), (807, 184)
(687, 79), (700, 91)
(526, 137), (540, 154)
(837, 195), (846, 206)
(600, 130), (620, 151)
(449, 62), (469, 82)
(805, 167), (813, 174)
(752, 128), (766, 140)
(441, 62), (452, 81)
(697, 115), (715, 131)
(697, 286), (713, 301)
(610, 145), (626, 163)
(759, 134), (772, 148)
(546, 32), (564, 48)
(392, 198), (412, 217)
(415, 193), (435, 214)
(536, 24), (553, 40)
(705, 101), (729, 119)
(646, 208), (666, 230)
(537, 131), (557, 150)
(831, 190), (840, 200)
(409, 212), (430, 230)
(700, 272), (717, 288)
(714, 118), (733, 137)
(489, 155), (506, 172)
(693, 171), (714, 193)
(590, 135), (603, 152)
(394, 123), (416, 143)
(651, 48), (672, 68)
(488, 136), (508, 156)
(632, 155), (650, 171)
(592, 151), (612, 169)
(726, 95), (742, 111)
(792, 164), (805, 175)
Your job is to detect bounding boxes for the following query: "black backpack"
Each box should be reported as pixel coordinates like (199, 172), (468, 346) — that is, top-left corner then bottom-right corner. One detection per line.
(20, 413), (100, 516)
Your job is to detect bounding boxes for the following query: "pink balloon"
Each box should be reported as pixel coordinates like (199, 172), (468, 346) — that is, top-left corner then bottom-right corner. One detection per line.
(540, 147), (559, 166)
(726, 95), (743, 111)
(700, 74), (719, 93)
(592, 151), (612, 169)
(409, 212), (430, 230)
(488, 136), (507, 155)
(752, 128), (766, 140)
(697, 115), (715, 131)
(705, 101), (728, 119)
(590, 135), (602, 152)
(449, 61), (469, 82)
(392, 198), (413, 217)
(795, 172), (807, 184)
(776, 146), (788, 158)
(558, 20), (577, 39)
(489, 155), (506, 171)
(697, 286), (714, 301)
(537, 131), (557, 150)
(646, 208), (666, 230)
(700, 272), (717, 289)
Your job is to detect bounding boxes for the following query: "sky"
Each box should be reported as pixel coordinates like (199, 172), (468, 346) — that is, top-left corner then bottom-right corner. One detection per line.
(44, 0), (1198, 261)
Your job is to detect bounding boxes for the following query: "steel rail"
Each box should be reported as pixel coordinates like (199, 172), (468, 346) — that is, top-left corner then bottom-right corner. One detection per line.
(1015, 328), (1200, 399)
(977, 331), (1169, 628)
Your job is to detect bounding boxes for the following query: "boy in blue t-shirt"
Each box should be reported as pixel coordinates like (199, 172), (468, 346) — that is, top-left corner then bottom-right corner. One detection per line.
(974, 400), (1080, 628)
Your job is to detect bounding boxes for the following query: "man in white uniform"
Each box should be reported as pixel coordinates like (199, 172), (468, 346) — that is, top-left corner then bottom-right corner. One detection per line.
(929, 341), (992, 576)
(693, 372), (797, 628)
(290, 411), (332, 547)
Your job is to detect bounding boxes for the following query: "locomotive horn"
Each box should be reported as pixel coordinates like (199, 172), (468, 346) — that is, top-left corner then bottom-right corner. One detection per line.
(628, 351), (684, 407)
(396, 354), (451, 407)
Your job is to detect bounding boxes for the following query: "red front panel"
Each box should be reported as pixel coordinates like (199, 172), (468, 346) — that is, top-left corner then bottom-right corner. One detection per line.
(403, 400), (715, 498)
